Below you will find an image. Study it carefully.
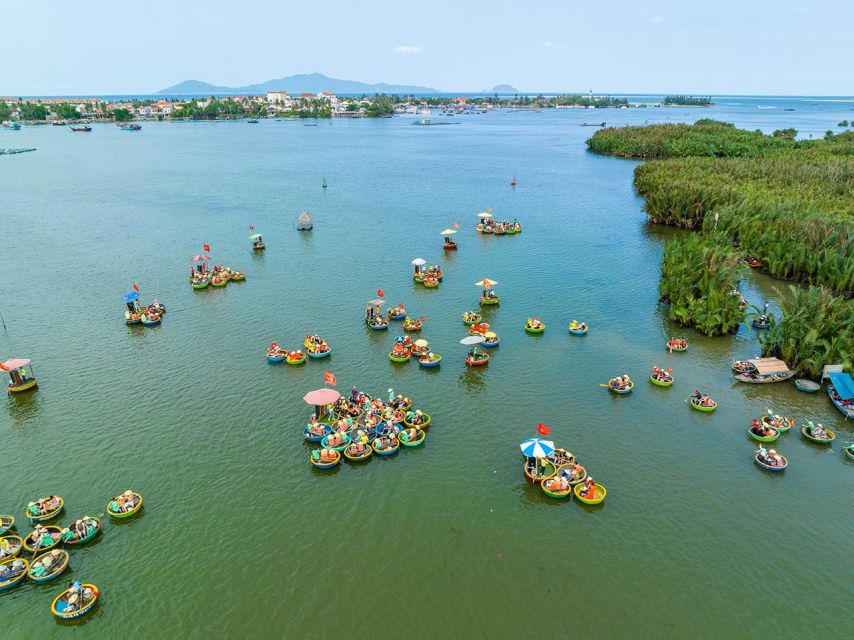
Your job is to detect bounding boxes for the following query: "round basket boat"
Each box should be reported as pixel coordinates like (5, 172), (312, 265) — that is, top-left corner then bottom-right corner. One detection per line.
(666, 342), (687, 352)
(608, 379), (634, 394)
(28, 550), (70, 583)
(310, 449), (341, 469)
(761, 415), (794, 432)
(557, 463), (588, 486)
(230, 273), (246, 282)
(419, 355), (441, 368)
(753, 452), (788, 472)
(343, 443), (372, 462)
(573, 483), (607, 505)
(462, 314), (482, 326)
(26, 498), (64, 523)
(368, 321), (389, 331)
(372, 436), (400, 456)
(844, 445), (854, 461)
(443, 242), (457, 251)
(0, 535), (22, 559)
(650, 374), (673, 387)
(690, 397), (717, 412)
(0, 516), (14, 536)
(523, 460), (557, 483)
(389, 352), (411, 363)
(794, 379), (820, 393)
(466, 353), (490, 366)
(801, 426), (835, 444)
(752, 320), (771, 330)
(423, 279), (439, 289)
(399, 428), (426, 447)
(540, 478), (572, 499)
(525, 324), (545, 334)
(140, 314), (161, 327)
(191, 280), (209, 290)
(63, 518), (100, 546)
(23, 526), (62, 553)
(388, 312), (406, 321)
(748, 426), (780, 443)
(8, 378), (38, 393)
(266, 352), (286, 362)
(403, 320), (422, 332)
(106, 492), (142, 519)
(403, 413), (431, 430)
(568, 324), (588, 335)
(210, 278), (228, 287)
(482, 337), (500, 348)
(285, 354), (307, 365)
(480, 296), (500, 306)
(303, 423), (333, 442)
(125, 311), (142, 325)
(308, 349), (331, 359)
(0, 558), (29, 591)
(51, 583), (99, 619)
(320, 433), (351, 452)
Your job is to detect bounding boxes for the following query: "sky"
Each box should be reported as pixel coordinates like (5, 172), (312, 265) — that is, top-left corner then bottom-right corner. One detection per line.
(1, 0), (852, 96)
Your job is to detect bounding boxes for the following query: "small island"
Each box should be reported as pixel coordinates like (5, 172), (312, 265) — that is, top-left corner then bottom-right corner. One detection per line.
(662, 95), (713, 106)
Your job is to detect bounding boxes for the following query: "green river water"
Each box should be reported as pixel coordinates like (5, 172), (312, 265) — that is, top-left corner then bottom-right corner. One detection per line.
(1, 99), (852, 638)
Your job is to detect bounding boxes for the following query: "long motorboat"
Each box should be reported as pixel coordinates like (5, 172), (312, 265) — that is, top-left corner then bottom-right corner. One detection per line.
(733, 357), (795, 384)
(69, 125), (92, 132)
(827, 372), (854, 419)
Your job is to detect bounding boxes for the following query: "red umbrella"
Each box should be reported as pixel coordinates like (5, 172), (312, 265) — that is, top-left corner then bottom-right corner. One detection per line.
(302, 388), (341, 405)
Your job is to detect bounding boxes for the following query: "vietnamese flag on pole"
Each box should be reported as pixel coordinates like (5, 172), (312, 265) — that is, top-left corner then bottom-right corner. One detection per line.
(537, 422), (551, 436)
(453, 222), (460, 229)
(203, 243), (210, 252)
(249, 225), (254, 231)
(324, 371), (337, 386)
(377, 288), (384, 298)
(132, 283), (139, 293)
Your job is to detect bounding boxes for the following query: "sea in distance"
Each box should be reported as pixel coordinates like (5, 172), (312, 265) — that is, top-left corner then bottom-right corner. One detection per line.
(1, 95), (852, 638)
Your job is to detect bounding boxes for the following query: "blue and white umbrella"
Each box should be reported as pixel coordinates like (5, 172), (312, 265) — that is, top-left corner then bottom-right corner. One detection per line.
(519, 438), (555, 458)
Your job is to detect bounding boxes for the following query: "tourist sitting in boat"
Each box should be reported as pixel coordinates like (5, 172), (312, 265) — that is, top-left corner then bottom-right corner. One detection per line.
(751, 420), (776, 437)
(651, 366), (672, 381)
(287, 350), (304, 360)
(28, 496), (59, 518)
(463, 311), (481, 324)
(667, 337), (688, 350)
(483, 287), (498, 299)
(0, 559), (25, 581)
(545, 475), (569, 492)
(756, 446), (784, 467)
(690, 389), (715, 406)
(28, 525), (58, 548)
(403, 317), (423, 330)
(401, 427), (420, 441)
(391, 341), (408, 357)
(420, 352), (439, 363)
(732, 360), (755, 373)
(569, 320), (588, 331)
(317, 448), (337, 462)
(388, 304), (406, 317)
(581, 477), (597, 500)
(408, 410), (426, 426)
(526, 317), (544, 330)
(30, 550), (63, 577)
(470, 322), (489, 336)
(326, 432), (343, 447)
(467, 347), (486, 360)
(110, 490), (137, 514)
(611, 375), (632, 390)
(375, 436), (394, 450)
(805, 421), (829, 439)
(0, 538), (16, 560)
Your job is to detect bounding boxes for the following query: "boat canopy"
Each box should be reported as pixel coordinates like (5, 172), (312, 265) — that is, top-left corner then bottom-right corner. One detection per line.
(297, 212), (312, 222)
(122, 292), (139, 303)
(828, 372), (854, 400)
(1, 358), (31, 371)
(249, 233), (262, 240)
(748, 358), (791, 375)
(366, 298), (384, 307)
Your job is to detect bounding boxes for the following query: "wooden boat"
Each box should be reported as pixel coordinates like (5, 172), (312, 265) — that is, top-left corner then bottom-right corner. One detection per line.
(320, 432), (351, 452)
(523, 460), (556, 483)
(690, 397), (717, 412)
(607, 379), (634, 394)
(309, 449), (341, 469)
(62, 518), (100, 546)
(27, 497), (64, 523)
(0, 558), (29, 591)
(748, 426), (780, 443)
(51, 583), (100, 619)
(343, 443), (372, 461)
(403, 413), (431, 430)
(419, 355), (441, 368)
(466, 353), (490, 366)
(443, 242), (457, 251)
(568, 323), (588, 335)
(0, 516), (14, 536)
(525, 322), (545, 334)
(308, 348), (331, 359)
(753, 451), (788, 472)
(541, 477), (572, 499)
(801, 425), (835, 444)
(734, 370), (796, 384)
(666, 341), (687, 352)
(828, 384), (854, 419)
(372, 436), (400, 456)
(761, 415), (794, 432)
(573, 482), (607, 505)
(285, 353), (307, 365)
(462, 312), (482, 326)
(28, 550), (69, 583)
(399, 428), (426, 447)
(0, 535), (22, 559)
(479, 296), (500, 306)
(733, 357), (795, 384)
(23, 526), (62, 553)
(304, 423), (332, 442)
(106, 492), (142, 519)
(650, 374), (673, 387)
(69, 125), (92, 132)
(794, 379), (820, 393)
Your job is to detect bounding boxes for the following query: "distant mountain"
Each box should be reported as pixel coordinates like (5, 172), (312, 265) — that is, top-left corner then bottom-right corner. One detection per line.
(490, 84), (519, 93)
(157, 73), (439, 96)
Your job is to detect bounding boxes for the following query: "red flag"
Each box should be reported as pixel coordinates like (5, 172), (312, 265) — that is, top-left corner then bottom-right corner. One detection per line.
(453, 222), (460, 229)
(203, 243), (210, 252)
(377, 288), (384, 298)
(537, 422), (551, 436)
(132, 283), (139, 292)
(324, 371), (337, 386)
(249, 225), (254, 231)
(0, 361), (8, 372)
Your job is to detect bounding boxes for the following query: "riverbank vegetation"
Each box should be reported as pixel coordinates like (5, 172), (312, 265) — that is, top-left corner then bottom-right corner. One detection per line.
(659, 234), (746, 336)
(663, 95), (712, 106)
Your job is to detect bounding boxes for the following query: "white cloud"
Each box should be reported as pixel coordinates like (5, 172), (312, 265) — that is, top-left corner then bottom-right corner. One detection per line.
(393, 45), (423, 55)
(650, 16), (665, 23)
(541, 41), (566, 50)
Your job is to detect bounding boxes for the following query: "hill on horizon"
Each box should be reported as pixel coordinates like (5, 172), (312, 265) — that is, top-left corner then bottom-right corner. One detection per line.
(157, 73), (440, 96)
(489, 84), (519, 93)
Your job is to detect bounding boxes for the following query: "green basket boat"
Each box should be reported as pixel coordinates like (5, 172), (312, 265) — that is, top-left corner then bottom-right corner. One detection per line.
(480, 296), (500, 306)
(690, 398), (717, 412)
(525, 324), (545, 334)
(650, 374), (673, 387)
(399, 428), (426, 447)
(748, 426), (780, 443)
(106, 492), (143, 519)
(801, 425), (835, 444)
(389, 352), (411, 363)
(540, 479), (572, 499)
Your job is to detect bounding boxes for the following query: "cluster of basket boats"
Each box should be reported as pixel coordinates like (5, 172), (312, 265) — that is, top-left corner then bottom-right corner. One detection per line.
(475, 217), (522, 235)
(0, 491), (143, 618)
(189, 264), (246, 289)
(266, 335), (331, 365)
(304, 390), (430, 468)
(523, 447), (607, 505)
